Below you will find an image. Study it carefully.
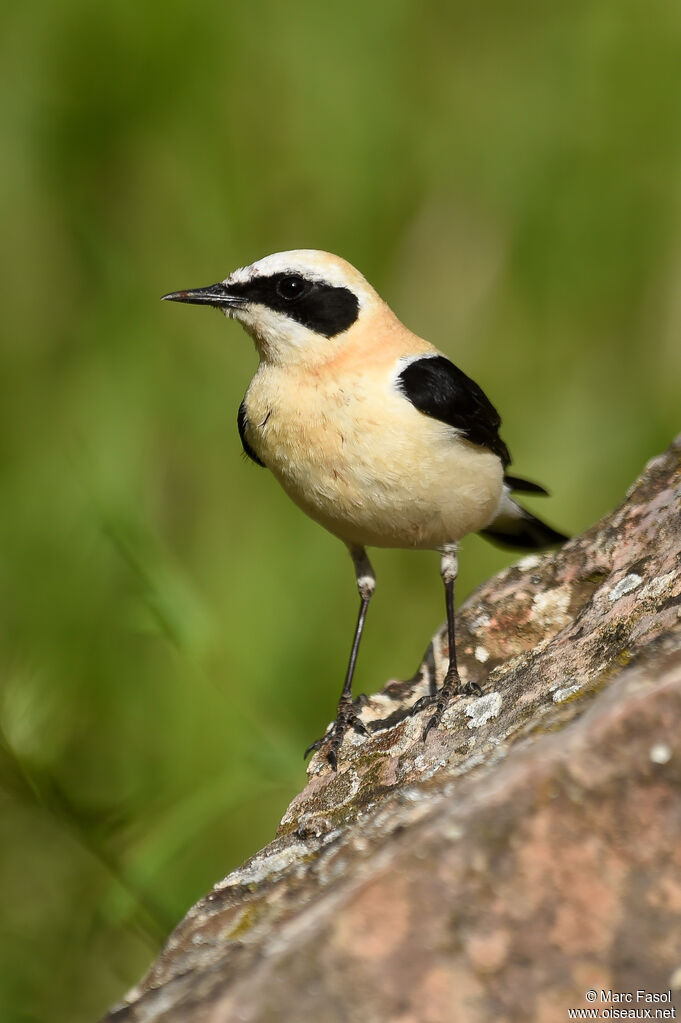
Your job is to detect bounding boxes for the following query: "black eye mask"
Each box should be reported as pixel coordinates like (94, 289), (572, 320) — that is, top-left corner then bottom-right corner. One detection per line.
(227, 273), (359, 338)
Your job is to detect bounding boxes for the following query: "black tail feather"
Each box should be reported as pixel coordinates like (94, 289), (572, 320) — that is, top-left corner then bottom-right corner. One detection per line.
(503, 474), (549, 496)
(481, 504), (569, 551)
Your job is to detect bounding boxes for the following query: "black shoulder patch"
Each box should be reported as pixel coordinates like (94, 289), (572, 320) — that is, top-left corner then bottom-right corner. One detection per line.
(227, 273), (359, 338)
(397, 355), (511, 466)
(237, 400), (265, 467)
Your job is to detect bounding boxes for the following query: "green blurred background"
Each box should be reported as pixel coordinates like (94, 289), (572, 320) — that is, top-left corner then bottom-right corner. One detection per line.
(1, 1), (680, 1019)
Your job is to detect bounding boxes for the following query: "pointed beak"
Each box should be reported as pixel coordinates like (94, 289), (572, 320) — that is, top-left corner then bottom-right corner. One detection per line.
(161, 282), (245, 309)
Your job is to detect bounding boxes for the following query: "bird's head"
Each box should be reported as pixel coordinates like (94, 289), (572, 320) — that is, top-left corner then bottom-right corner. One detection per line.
(163, 250), (395, 367)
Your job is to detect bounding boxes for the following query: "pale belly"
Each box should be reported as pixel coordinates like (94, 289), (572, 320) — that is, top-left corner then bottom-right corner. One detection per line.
(243, 371), (504, 550)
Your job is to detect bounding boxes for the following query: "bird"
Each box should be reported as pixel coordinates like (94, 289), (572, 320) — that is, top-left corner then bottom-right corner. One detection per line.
(163, 249), (567, 769)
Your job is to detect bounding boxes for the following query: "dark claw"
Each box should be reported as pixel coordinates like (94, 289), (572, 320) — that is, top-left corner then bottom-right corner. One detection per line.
(460, 680), (483, 697)
(422, 711), (440, 741)
(303, 735), (327, 760)
(421, 689), (451, 740)
(413, 671), (482, 741)
(412, 693), (436, 715)
(303, 703), (367, 770)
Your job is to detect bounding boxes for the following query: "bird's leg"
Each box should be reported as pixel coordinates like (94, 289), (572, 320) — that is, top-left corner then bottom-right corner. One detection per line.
(304, 547), (374, 770)
(414, 544), (481, 739)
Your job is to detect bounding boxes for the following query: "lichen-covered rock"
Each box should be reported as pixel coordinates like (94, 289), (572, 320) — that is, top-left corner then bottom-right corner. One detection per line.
(105, 437), (681, 1023)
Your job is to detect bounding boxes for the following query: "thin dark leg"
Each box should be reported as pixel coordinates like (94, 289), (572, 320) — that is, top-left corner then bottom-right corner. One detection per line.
(421, 572), (458, 740)
(304, 547), (374, 770)
(341, 594), (370, 700)
(413, 545), (481, 738)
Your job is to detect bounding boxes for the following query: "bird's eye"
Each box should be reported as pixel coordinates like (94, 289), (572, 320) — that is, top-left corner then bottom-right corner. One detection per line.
(276, 275), (308, 301)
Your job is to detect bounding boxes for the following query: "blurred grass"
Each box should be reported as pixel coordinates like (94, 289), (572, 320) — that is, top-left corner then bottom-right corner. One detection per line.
(1, 0), (680, 1020)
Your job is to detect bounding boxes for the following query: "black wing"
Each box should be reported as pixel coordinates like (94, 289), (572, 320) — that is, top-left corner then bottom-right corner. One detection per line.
(237, 400), (265, 467)
(397, 355), (511, 466)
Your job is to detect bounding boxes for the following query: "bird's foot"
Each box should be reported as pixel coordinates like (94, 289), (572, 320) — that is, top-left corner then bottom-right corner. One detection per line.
(304, 694), (368, 771)
(413, 675), (483, 740)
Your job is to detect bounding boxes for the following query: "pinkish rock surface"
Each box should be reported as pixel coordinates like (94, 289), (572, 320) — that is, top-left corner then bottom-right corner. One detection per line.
(105, 437), (681, 1023)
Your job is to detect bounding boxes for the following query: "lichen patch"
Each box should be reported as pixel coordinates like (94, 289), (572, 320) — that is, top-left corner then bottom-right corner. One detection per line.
(465, 692), (502, 729)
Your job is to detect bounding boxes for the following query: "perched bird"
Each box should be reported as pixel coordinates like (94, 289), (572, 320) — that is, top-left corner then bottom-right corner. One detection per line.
(163, 250), (567, 769)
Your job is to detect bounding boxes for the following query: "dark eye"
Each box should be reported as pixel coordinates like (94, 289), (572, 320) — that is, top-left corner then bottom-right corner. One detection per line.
(276, 275), (308, 301)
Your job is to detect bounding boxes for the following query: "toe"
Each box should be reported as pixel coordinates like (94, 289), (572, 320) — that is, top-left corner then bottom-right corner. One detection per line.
(350, 715), (368, 736)
(458, 681), (483, 697)
(412, 693), (436, 714)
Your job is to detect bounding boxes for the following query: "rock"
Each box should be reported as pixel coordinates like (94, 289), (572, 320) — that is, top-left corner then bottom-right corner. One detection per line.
(105, 436), (681, 1023)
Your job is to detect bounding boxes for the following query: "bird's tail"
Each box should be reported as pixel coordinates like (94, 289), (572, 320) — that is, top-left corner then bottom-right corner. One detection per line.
(480, 488), (568, 551)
